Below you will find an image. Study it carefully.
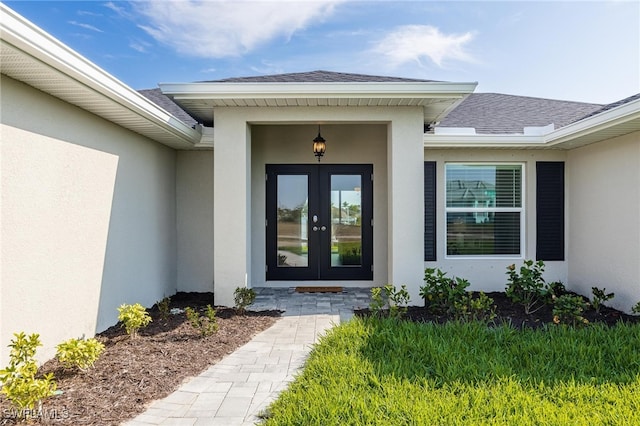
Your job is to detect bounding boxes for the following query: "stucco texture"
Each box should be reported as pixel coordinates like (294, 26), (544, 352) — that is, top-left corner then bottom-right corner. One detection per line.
(1, 76), (177, 364)
(567, 131), (640, 312)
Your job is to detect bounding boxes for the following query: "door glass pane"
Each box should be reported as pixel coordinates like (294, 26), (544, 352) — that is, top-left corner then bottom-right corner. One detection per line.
(277, 175), (308, 267)
(330, 175), (362, 266)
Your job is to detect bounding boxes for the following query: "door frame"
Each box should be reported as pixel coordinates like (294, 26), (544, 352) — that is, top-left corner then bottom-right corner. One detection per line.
(265, 163), (373, 281)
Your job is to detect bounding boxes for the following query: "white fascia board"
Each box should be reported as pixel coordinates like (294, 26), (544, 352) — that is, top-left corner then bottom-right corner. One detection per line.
(545, 97), (640, 146)
(160, 81), (478, 100)
(0, 4), (199, 144)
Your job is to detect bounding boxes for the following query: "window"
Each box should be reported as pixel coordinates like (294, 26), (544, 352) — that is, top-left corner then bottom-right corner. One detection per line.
(445, 164), (523, 257)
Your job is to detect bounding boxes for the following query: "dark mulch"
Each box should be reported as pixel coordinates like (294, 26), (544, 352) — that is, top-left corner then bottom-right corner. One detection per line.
(0, 292), (280, 425)
(356, 291), (640, 329)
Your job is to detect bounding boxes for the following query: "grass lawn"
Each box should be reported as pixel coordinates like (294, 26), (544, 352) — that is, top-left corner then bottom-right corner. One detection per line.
(262, 318), (640, 425)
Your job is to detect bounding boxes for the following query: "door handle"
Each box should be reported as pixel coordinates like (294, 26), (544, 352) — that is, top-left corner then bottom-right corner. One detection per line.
(312, 226), (319, 232)
(320, 226), (327, 231)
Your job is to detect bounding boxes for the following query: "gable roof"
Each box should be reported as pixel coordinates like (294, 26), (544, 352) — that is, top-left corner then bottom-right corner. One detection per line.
(159, 72), (476, 126)
(209, 70), (437, 83)
(436, 93), (603, 134)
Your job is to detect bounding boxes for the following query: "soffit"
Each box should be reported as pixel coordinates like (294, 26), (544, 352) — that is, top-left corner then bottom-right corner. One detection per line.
(159, 82), (478, 126)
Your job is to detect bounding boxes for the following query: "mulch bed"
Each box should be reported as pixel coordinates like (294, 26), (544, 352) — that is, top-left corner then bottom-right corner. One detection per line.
(0, 292), (280, 425)
(357, 291), (640, 329)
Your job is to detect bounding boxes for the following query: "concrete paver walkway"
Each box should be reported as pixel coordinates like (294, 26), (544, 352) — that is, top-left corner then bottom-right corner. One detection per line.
(124, 287), (371, 426)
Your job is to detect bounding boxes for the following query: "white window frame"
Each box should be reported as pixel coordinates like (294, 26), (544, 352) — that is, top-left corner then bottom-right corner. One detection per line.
(444, 162), (525, 259)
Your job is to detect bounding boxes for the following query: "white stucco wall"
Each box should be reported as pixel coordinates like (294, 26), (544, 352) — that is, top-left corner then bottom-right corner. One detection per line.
(176, 151), (214, 293)
(424, 148), (568, 293)
(567, 131), (640, 312)
(250, 123), (388, 289)
(0, 76), (177, 364)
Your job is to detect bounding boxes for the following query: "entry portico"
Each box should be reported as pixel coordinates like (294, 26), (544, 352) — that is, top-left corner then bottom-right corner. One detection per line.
(161, 77), (477, 305)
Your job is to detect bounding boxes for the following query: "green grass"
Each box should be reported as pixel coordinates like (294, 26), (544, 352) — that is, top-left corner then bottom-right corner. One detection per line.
(261, 318), (640, 425)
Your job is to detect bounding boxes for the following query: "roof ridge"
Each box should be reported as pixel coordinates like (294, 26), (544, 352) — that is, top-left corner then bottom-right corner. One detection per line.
(205, 70), (439, 83)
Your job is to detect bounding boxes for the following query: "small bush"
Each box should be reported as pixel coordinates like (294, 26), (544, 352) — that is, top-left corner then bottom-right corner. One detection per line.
(369, 284), (411, 319)
(505, 260), (549, 314)
(369, 287), (386, 317)
(156, 296), (171, 321)
(455, 292), (497, 323)
(632, 302), (640, 315)
(234, 287), (256, 315)
(185, 305), (219, 337)
(547, 281), (567, 300)
(386, 284), (411, 319)
(117, 303), (152, 339)
(591, 287), (614, 313)
(553, 294), (589, 327)
(0, 333), (57, 418)
(420, 268), (469, 315)
(56, 337), (105, 372)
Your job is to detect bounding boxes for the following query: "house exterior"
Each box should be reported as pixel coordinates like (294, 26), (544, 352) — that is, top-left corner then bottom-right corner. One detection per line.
(1, 4), (639, 364)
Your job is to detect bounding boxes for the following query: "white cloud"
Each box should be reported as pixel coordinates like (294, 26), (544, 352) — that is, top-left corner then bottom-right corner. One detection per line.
(129, 39), (151, 53)
(68, 20), (104, 33)
(372, 25), (475, 68)
(132, 0), (344, 58)
(103, 1), (133, 19)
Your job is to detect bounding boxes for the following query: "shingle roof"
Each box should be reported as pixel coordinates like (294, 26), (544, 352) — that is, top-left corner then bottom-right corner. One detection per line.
(437, 93), (603, 134)
(139, 72), (616, 135)
(206, 70), (437, 83)
(138, 88), (198, 127)
(573, 93), (640, 123)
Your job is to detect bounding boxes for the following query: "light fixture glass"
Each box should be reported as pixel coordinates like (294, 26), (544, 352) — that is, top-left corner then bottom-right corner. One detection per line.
(313, 125), (326, 162)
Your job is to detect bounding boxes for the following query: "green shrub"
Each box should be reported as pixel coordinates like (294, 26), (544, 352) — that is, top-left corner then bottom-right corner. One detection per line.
(420, 268), (469, 315)
(632, 301), (640, 315)
(156, 296), (171, 321)
(553, 294), (589, 327)
(369, 287), (386, 317)
(117, 303), (152, 339)
(505, 260), (549, 314)
(56, 337), (105, 372)
(0, 333), (57, 418)
(454, 292), (497, 323)
(547, 281), (567, 300)
(234, 287), (256, 315)
(591, 287), (614, 313)
(369, 284), (411, 319)
(386, 284), (410, 319)
(185, 305), (219, 336)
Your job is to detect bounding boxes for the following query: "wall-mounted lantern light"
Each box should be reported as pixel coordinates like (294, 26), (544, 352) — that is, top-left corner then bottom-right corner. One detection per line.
(313, 125), (326, 162)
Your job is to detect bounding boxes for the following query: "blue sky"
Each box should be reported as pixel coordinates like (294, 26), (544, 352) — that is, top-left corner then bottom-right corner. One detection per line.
(4, 1), (639, 104)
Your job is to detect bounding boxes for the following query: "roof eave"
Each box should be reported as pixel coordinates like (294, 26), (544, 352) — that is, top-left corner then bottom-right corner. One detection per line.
(160, 81), (478, 125)
(0, 4), (200, 149)
(545, 96), (640, 148)
(159, 81), (478, 98)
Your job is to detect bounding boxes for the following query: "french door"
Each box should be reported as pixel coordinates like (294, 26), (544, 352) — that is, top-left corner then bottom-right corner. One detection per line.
(266, 164), (373, 281)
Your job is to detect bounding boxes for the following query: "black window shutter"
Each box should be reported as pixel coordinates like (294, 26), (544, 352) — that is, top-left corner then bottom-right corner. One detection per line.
(536, 162), (565, 261)
(424, 162), (437, 261)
